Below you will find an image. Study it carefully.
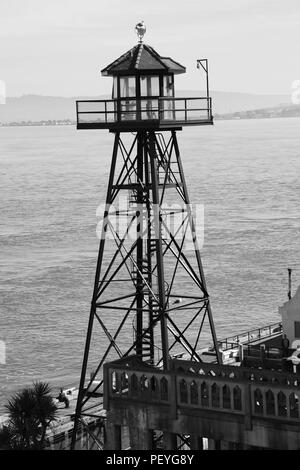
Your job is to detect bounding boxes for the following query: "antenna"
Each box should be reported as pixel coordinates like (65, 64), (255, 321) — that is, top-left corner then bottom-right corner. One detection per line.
(288, 267), (292, 300)
(197, 59), (210, 120)
(197, 59), (209, 100)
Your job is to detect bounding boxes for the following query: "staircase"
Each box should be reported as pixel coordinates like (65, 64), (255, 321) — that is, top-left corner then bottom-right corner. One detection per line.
(128, 135), (174, 363)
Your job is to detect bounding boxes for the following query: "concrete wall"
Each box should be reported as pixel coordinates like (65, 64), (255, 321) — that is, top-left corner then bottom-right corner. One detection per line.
(106, 402), (300, 450)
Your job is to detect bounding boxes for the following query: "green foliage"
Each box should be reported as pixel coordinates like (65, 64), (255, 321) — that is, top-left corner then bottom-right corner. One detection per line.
(0, 381), (58, 450)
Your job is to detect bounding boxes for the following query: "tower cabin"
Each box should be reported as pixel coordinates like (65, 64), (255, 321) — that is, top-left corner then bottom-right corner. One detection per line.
(76, 43), (212, 131)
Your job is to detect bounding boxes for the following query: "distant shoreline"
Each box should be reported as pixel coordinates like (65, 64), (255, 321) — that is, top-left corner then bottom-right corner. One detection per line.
(0, 120), (75, 128)
(1, 114), (300, 128)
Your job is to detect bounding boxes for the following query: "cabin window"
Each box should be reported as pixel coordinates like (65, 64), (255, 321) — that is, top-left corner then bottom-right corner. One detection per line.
(120, 76), (136, 98)
(140, 76), (160, 96)
(295, 322), (300, 338)
(163, 75), (174, 97)
(112, 76), (118, 99)
(140, 99), (158, 120)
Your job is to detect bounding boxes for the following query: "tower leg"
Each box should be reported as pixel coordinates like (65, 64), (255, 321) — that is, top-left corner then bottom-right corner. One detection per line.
(71, 132), (120, 449)
(163, 432), (177, 450)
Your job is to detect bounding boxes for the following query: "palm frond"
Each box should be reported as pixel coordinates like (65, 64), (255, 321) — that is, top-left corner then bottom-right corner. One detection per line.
(3, 381), (58, 449)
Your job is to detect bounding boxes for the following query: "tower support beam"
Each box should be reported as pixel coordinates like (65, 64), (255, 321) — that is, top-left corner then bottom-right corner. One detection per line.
(71, 129), (220, 449)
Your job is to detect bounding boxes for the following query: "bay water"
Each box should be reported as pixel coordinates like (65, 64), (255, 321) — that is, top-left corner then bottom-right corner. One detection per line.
(0, 117), (299, 411)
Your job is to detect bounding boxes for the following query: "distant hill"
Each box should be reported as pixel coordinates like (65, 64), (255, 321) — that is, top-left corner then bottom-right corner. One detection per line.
(0, 95), (90, 124)
(0, 91), (291, 124)
(179, 90), (291, 115)
(215, 103), (300, 120)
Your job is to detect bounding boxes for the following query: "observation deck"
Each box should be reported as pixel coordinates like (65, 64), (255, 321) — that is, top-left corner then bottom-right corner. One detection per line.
(76, 97), (213, 130)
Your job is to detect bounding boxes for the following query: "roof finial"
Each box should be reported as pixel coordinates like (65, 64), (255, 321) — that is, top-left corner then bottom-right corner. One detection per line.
(135, 21), (146, 43)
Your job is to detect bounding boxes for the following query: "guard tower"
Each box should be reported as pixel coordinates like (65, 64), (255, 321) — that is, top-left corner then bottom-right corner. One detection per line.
(71, 23), (221, 450)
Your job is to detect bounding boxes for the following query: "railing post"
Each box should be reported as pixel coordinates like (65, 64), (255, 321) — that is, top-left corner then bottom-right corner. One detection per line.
(76, 101), (79, 124)
(117, 99), (121, 123)
(239, 343), (244, 362)
(136, 97), (141, 122)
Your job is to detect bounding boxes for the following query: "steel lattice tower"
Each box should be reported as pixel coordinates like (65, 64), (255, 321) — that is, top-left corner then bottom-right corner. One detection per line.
(71, 25), (221, 450)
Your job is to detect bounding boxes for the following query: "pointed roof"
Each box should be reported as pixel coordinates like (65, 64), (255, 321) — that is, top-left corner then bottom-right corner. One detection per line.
(101, 43), (186, 76)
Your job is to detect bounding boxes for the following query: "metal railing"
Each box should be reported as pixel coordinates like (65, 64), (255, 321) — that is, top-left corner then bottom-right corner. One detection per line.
(216, 321), (282, 352)
(76, 97), (212, 127)
(45, 417), (105, 450)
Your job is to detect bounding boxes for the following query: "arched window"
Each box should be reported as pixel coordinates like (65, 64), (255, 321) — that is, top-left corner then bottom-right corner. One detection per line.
(160, 377), (169, 401)
(211, 383), (220, 408)
(140, 374), (149, 392)
(121, 372), (128, 394)
(266, 389), (275, 415)
(278, 391), (287, 417)
(222, 385), (231, 409)
(289, 393), (299, 418)
(111, 371), (119, 394)
(254, 389), (263, 414)
(179, 379), (188, 403)
(233, 386), (242, 411)
(201, 381), (209, 407)
(190, 381), (198, 405)
(150, 376), (158, 396)
(130, 374), (138, 396)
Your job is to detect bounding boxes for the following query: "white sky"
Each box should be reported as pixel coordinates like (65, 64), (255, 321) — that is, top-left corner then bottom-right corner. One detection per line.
(1, 0), (299, 97)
